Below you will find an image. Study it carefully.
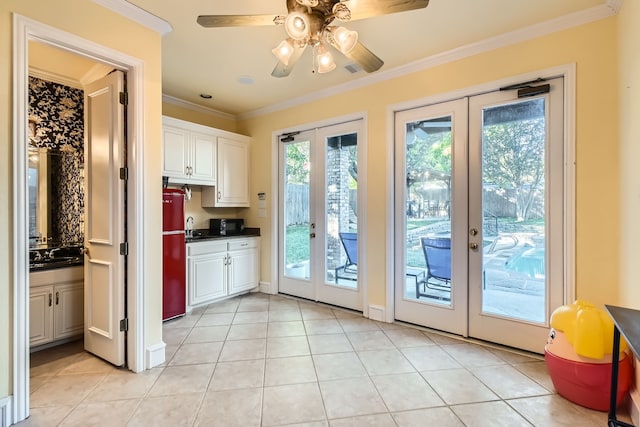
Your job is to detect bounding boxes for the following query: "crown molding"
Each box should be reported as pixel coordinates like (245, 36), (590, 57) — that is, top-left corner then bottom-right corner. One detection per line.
(238, 1), (620, 120)
(80, 63), (114, 86)
(29, 66), (82, 89)
(92, 0), (172, 35)
(162, 94), (237, 121)
(607, 0), (624, 13)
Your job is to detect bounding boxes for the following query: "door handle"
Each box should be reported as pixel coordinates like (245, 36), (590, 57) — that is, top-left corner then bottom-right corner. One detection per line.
(55, 291), (59, 305)
(469, 242), (479, 250)
(48, 293), (52, 307)
(310, 232), (316, 238)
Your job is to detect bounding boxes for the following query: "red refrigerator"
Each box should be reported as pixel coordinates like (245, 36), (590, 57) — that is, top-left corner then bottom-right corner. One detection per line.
(162, 188), (186, 321)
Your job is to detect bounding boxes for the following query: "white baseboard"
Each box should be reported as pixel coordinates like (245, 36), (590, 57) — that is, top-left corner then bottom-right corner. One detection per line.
(146, 341), (166, 369)
(368, 305), (386, 322)
(259, 281), (275, 295)
(0, 395), (12, 427)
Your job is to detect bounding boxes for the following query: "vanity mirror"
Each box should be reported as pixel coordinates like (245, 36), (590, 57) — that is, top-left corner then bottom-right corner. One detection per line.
(28, 147), (84, 248)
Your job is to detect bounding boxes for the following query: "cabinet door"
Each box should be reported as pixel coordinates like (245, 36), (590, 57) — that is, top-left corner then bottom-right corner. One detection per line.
(190, 132), (217, 185)
(163, 125), (191, 180)
(228, 240), (258, 294)
(30, 286), (53, 347)
(217, 137), (249, 206)
(189, 252), (227, 306)
(54, 281), (84, 340)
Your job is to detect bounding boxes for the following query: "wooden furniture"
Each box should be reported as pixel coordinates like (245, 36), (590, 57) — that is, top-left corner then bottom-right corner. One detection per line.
(605, 305), (640, 427)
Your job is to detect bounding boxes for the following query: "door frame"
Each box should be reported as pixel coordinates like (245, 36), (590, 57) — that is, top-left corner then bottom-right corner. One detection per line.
(12, 14), (147, 422)
(385, 64), (576, 325)
(268, 112), (369, 316)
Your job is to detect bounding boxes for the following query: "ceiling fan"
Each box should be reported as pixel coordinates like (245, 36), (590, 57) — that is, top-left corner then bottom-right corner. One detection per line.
(197, 0), (430, 77)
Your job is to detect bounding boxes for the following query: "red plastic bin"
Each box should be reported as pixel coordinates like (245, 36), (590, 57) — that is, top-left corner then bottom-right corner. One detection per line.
(544, 348), (633, 411)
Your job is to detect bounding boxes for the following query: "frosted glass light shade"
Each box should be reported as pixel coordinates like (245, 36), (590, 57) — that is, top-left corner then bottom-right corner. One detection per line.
(331, 26), (358, 53)
(285, 12), (310, 41)
(315, 44), (336, 74)
(272, 39), (295, 65)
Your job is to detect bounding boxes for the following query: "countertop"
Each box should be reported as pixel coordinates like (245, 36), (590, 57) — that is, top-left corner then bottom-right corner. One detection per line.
(185, 227), (261, 243)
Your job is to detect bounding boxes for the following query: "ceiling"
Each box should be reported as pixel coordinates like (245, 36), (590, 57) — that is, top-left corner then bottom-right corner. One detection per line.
(124, 0), (610, 116)
(33, 0), (612, 117)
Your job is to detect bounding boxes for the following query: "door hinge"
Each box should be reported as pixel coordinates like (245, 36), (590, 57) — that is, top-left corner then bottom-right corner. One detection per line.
(119, 167), (128, 180)
(119, 91), (128, 105)
(119, 318), (129, 332)
(120, 242), (128, 256)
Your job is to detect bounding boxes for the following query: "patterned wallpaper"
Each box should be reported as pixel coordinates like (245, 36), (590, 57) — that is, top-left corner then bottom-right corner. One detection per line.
(29, 76), (85, 245)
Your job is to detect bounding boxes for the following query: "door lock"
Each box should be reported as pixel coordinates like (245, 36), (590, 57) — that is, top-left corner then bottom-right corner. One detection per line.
(310, 232), (316, 238)
(469, 242), (479, 250)
(469, 228), (478, 236)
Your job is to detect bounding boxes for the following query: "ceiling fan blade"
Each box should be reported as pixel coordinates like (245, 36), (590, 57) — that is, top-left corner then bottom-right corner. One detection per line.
(197, 15), (279, 28)
(347, 0), (429, 21)
(339, 41), (384, 73)
(271, 45), (307, 78)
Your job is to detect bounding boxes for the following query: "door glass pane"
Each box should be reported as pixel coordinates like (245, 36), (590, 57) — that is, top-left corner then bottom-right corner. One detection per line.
(481, 99), (546, 323)
(404, 117), (452, 305)
(284, 140), (310, 280)
(327, 133), (358, 287)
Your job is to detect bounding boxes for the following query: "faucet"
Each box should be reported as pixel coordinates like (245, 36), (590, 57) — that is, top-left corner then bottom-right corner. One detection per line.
(186, 216), (194, 237)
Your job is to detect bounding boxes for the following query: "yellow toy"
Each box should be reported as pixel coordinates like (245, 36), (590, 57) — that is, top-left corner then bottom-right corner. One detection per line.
(549, 299), (627, 360)
(545, 300), (633, 411)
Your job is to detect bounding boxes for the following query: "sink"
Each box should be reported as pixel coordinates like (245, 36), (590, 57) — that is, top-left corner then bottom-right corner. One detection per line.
(29, 246), (83, 271)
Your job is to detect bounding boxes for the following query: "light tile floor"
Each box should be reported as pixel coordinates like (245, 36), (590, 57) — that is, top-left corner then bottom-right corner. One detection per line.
(20, 292), (633, 426)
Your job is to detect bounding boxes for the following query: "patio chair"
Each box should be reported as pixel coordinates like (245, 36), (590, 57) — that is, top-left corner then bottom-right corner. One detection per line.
(417, 236), (452, 299)
(335, 232), (358, 282)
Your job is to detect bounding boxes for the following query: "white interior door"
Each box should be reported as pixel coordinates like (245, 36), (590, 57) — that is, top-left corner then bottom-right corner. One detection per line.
(83, 70), (126, 366)
(278, 121), (364, 311)
(468, 78), (564, 353)
(394, 99), (469, 335)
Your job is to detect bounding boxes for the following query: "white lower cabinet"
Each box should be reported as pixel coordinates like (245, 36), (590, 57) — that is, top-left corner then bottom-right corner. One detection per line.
(187, 237), (259, 309)
(188, 240), (228, 306)
(228, 239), (259, 295)
(30, 267), (84, 348)
(30, 286), (54, 346)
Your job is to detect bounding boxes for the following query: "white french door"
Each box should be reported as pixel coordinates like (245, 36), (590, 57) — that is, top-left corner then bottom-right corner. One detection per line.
(468, 79), (564, 352)
(278, 120), (364, 311)
(395, 78), (565, 353)
(394, 99), (469, 335)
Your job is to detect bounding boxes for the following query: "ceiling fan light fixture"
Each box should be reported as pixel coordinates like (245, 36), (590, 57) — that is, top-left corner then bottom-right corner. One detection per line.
(272, 39), (295, 66)
(332, 2), (352, 21)
(284, 12), (310, 40)
(314, 43), (336, 74)
(329, 26), (358, 53)
(296, 0), (319, 7)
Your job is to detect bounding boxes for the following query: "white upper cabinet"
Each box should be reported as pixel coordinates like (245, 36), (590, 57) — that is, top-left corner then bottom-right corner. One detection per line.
(162, 117), (251, 207)
(190, 131), (217, 183)
(214, 136), (250, 207)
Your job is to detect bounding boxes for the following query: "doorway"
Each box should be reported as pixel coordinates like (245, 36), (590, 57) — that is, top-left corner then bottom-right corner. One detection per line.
(13, 14), (147, 423)
(394, 76), (567, 354)
(277, 119), (366, 312)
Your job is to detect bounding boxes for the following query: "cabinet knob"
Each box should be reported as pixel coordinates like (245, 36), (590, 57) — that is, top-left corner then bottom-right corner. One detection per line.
(56, 291), (59, 305)
(49, 293), (52, 307)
